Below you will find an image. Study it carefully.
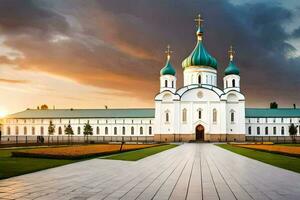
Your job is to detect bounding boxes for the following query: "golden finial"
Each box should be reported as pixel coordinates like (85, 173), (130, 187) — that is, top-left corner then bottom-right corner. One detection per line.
(228, 45), (235, 61)
(165, 44), (173, 60)
(194, 14), (204, 28)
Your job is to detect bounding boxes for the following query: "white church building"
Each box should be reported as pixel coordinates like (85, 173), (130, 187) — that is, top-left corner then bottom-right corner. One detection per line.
(1, 15), (300, 143)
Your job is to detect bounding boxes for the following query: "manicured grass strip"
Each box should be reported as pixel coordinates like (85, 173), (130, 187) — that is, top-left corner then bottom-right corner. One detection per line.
(0, 148), (74, 180)
(103, 144), (178, 161)
(277, 144), (300, 147)
(216, 144), (300, 174)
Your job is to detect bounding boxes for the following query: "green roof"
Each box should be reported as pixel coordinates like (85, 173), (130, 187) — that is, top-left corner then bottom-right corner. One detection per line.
(182, 27), (217, 69)
(225, 61), (240, 75)
(6, 109), (155, 119)
(246, 108), (300, 118)
(6, 108), (300, 119)
(160, 58), (176, 76)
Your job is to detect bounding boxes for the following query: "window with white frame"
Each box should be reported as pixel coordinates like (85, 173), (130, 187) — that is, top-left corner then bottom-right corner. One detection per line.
(198, 109), (202, 119)
(182, 109), (187, 122)
(213, 109), (217, 123)
(122, 126), (125, 135)
(230, 110), (235, 123)
(165, 111), (170, 123)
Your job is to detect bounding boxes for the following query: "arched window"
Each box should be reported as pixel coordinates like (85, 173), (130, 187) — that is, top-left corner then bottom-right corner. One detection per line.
(32, 127), (35, 135)
(41, 127), (44, 135)
(232, 79), (235, 87)
(281, 126), (284, 135)
(122, 127), (125, 135)
(77, 127), (81, 135)
(24, 127), (27, 135)
(213, 109), (217, 123)
(248, 127), (251, 135)
(273, 127), (276, 135)
(97, 127), (100, 135)
(149, 127), (152, 135)
(105, 127), (108, 135)
(114, 127), (117, 135)
(172, 81), (174, 88)
(15, 126), (19, 135)
(265, 127), (268, 135)
(165, 112), (169, 123)
(198, 75), (201, 84)
(165, 80), (168, 87)
(131, 126), (134, 135)
(7, 126), (10, 135)
(198, 110), (202, 119)
(182, 109), (187, 122)
(230, 112), (235, 123)
(257, 127), (260, 135)
(58, 127), (62, 135)
(140, 127), (143, 135)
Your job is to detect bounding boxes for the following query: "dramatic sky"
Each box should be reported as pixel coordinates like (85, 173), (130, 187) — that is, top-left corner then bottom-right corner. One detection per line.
(0, 0), (300, 115)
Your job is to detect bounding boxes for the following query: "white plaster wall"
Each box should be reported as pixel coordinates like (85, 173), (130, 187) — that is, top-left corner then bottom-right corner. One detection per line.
(2, 118), (154, 136)
(183, 66), (217, 86)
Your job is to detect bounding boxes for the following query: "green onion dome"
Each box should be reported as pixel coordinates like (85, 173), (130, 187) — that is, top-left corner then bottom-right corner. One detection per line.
(225, 46), (240, 75)
(160, 55), (176, 76)
(182, 27), (217, 69)
(225, 61), (240, 75)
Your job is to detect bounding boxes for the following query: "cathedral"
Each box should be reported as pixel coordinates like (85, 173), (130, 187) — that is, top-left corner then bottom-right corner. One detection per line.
(1, 15), (300, 143)
(154, 15), (245, 142)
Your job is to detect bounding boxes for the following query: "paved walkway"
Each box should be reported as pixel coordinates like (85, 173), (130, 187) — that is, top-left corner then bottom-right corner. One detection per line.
(1, 144), (300, 200)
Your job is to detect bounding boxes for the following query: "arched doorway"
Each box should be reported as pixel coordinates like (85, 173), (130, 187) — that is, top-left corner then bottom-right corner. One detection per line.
(195, 125), (204, 141)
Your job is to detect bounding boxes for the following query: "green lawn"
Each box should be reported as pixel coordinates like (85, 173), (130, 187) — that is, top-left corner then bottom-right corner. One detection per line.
(103, 144), (178, 161)
(216, 144), (300, 173)
(0, 148), (74, 180)
(277, 144), (300, 147)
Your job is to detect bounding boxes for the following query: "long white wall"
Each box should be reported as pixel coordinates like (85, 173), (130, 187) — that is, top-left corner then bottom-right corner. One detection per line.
(246, 117), (300, 136)
(2, 118), (154, 136)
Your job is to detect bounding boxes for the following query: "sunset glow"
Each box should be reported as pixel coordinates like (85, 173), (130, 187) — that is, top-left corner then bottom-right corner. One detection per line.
(0, 0), (300, 115)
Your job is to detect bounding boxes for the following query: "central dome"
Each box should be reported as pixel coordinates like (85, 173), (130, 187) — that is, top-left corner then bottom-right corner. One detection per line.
(182, 27), (217, 70)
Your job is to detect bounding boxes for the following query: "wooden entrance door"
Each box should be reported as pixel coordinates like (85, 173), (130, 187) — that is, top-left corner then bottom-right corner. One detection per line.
(195, 125), (204, 141)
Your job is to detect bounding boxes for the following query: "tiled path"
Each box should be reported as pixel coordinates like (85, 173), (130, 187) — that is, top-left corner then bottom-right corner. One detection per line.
(1, 144), (300, 200)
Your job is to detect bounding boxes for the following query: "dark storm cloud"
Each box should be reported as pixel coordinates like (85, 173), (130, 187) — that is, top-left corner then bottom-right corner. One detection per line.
(0, 0), (69, 35)
(0, 0), (299, 107)
(292, 27), (300, 38)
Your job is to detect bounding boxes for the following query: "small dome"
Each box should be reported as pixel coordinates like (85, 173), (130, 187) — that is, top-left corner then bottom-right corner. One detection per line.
(225, 46), (240, 76)
(160, 58), (176, 76)
(182, 27), (218, 69)
(225, 61), (240, 75)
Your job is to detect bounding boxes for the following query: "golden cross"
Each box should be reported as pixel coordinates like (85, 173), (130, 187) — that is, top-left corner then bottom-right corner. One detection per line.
(228, 45), (235, 61)
(194, 14), (204, 27)
(165, 45), (173, 59)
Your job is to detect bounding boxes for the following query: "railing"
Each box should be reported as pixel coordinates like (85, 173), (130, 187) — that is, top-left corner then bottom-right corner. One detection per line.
(246, 136), (300, 143)
(0, 135), (155, 147)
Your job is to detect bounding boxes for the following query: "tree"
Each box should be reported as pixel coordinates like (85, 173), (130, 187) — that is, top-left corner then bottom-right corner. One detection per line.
(270, 102), (278, 109)
(289, 123), (298, 143)
(83, 122), (93, 143)
(65, 123), (74, 144)
(48, 120), (55, 144)
(41, 104), (48, 110)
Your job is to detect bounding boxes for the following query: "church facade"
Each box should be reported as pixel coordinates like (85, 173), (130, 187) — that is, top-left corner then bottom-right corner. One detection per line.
(154, 15), (245, 142)
(1, 15), (300, 143)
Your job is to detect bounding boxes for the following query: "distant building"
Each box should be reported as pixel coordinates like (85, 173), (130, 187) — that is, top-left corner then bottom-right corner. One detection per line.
(1, 15), (300, 142)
